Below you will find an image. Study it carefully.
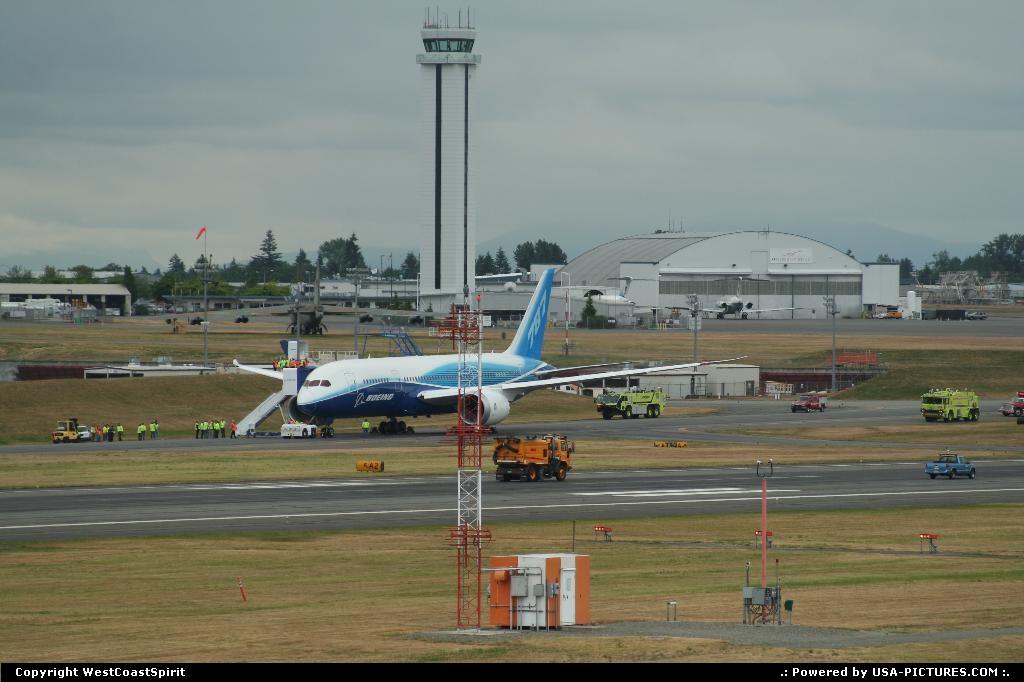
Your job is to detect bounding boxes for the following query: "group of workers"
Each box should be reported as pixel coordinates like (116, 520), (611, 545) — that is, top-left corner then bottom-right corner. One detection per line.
(274, 356), (311, 369)
(87, 420), (159, 441)
(194, 419), (237, 439)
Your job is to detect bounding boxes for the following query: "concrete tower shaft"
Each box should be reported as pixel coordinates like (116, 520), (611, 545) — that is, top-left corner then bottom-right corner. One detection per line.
(417, 23), (481, 298)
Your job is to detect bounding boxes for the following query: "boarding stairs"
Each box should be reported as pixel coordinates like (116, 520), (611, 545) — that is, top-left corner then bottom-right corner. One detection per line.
(380, 327), (423, 356)
(237, 388), (291, 436)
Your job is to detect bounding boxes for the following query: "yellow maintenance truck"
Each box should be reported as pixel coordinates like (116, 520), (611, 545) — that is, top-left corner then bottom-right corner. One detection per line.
(493, 434), (574, 482)
(920, 388), (980, 422)
(594, 387), (667, 419)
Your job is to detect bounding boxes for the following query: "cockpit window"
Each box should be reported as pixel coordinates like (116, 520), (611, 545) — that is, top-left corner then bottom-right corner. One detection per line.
(320, 380), (331, 387)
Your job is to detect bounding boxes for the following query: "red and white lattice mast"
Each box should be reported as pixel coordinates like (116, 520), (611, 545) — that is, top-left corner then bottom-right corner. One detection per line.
(436, 290), (492, 629)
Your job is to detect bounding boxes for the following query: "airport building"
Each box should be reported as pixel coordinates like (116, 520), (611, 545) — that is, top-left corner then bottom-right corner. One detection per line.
(417, 15), (481, 311)
(556, 230), (900, 322)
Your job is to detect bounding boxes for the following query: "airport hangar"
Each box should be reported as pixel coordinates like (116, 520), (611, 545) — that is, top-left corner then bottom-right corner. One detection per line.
(477, 230), (899, 326)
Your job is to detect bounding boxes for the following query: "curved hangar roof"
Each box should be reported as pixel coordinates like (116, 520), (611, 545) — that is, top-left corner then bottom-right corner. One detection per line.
(560, 231), (861, 286)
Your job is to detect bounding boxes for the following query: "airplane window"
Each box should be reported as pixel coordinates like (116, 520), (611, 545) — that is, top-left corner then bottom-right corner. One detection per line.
(321, 380), (330, 387)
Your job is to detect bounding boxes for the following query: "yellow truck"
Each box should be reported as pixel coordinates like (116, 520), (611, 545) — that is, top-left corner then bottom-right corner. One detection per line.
(493, 434), (574, 482)
(52, 417), (84, 443)
(920, 388), (980, 422)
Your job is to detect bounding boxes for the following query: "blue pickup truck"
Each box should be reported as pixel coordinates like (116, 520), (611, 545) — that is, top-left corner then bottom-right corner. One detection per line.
(926, 453), (976, 479)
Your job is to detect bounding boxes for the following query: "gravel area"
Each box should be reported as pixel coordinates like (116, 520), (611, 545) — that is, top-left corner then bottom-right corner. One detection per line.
(415, 621), (1024, 649)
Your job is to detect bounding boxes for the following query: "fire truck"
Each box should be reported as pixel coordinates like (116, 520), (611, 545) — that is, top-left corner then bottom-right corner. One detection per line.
(920, 388), (980, 422)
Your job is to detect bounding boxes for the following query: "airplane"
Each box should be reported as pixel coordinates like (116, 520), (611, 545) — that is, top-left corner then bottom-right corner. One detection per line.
(557, 284), (635, 306)
(286, 265), (327, 335)
(672, 278), (801, 320)
(234, 268), (741, 433)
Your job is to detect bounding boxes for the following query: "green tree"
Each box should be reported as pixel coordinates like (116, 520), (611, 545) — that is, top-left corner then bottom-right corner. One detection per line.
(69, 265), (94, 283)
(475, 251), (496, 275)
(39, 265), (63, 283)
(494, 247), (511, 273)
(249, 229), (284, 281)
(168, 254), (186, 275)
(399, 251), (419, 279)
(513, 242), (536, 270)
(317, 233), (366, 277)
(120, 266), (138, 302)
(513, 240), (567, 270)
(2, 265), (33, 282)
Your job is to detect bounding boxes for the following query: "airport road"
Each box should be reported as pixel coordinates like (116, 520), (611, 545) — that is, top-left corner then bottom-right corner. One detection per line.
(2, 459), (1023, 542)
(0, 400), (1016, 455)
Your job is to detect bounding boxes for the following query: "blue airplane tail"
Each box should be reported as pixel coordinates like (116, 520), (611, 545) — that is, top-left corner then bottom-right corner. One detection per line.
(505, 268), (554, 361)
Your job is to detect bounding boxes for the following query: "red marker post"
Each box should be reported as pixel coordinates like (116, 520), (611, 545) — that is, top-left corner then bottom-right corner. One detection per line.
(237, 577), (248, 602)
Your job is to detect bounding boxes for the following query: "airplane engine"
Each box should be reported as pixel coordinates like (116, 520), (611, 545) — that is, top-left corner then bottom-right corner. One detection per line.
(458, 390), (511, 426)
(286, 396), (317, 424)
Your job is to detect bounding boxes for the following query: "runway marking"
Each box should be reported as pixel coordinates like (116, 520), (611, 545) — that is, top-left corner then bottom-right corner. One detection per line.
(3, 488), (1023, 532)
(571, 487), (800, 498)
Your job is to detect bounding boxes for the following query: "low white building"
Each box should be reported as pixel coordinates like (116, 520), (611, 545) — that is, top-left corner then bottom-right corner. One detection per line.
(638, 363), (760, 399)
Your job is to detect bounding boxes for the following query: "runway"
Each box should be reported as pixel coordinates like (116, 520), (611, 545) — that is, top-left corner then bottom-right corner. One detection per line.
(3, 459), (1022, 542)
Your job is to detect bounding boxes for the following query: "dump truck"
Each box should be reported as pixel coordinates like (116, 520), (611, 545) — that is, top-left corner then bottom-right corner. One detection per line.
(493, 434), (574, 482)
(52, 417), (84, 443)
(595, 387), (667, 419)
(920, 388), (980, 422)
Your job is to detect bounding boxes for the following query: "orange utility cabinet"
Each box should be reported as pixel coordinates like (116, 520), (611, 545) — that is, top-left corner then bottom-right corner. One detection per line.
(489, 553), (590, 628)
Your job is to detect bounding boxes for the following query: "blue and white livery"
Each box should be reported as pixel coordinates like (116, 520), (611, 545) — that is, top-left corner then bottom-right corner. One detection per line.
(236, 268), (739, 431)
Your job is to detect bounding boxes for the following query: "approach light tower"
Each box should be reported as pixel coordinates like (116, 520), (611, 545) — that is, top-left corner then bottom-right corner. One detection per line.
(417, 10), (480, 309)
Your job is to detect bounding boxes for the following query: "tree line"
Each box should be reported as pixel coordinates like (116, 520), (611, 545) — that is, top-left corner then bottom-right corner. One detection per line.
(0, 230), (572, 303)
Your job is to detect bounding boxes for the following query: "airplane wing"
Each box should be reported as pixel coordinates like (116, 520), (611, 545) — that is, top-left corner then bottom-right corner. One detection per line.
(745, 307), (804, 314)
(417, 356), (747, 403)
(232, 359), (282, 380)
(532, 361), (636, 378)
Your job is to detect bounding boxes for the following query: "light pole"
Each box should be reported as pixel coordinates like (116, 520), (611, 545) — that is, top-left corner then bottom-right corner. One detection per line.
(822, 295), (838, 393)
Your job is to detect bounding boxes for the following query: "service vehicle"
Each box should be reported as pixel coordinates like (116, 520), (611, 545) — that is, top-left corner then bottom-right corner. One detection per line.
(595, 388), (666, 419)
(52, 417), (85, 443)
(492, 434), (573, 482)
(999, 391), (1024, 417)
(920, 388), (980, 422)
(925, 452), (976, 479)
(791, 394), (827, 412)
(965, 311), (988, 320)
(281, 421), (318, 438)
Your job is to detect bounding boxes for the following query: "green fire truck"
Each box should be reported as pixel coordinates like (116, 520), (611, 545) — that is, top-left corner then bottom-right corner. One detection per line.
(920, 388), (980, 422)
(595, 387), (667, 419)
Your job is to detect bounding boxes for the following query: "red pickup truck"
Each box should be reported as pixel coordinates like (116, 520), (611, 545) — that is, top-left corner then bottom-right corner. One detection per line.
(1000, 392), (1024, 417)
(791, 394), (827, 412)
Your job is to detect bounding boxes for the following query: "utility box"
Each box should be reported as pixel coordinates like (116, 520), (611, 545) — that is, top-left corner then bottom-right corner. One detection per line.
(489, 553), (590, 629)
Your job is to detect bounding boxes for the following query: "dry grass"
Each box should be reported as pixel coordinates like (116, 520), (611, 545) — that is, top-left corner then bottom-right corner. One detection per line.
(0, 437), (988, 490)
(731, 420), (1024, 449)
(1, 504), (1021, 662)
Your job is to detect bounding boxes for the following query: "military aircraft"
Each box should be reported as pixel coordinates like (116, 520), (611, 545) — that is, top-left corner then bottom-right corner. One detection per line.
(286, 265), (327, 335)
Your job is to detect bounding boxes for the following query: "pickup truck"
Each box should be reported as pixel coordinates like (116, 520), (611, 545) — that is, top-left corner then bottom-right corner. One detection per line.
(999, 392), (1024, 417)
(791, 394), (826, 412)
(925, 453), (976, 479)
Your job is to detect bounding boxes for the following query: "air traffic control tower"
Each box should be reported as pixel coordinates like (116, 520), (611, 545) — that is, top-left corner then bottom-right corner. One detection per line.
(417, 14), (481, 310)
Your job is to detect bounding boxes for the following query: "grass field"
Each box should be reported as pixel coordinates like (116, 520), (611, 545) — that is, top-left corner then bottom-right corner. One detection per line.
(2, 505), (1021, 662)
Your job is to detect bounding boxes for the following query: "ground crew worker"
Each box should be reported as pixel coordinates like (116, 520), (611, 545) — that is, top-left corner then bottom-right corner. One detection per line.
(200, 419), (208, 438)
(149, 419), (158, 440)
(361, 419), (371, 435)
(137, 423), (146, 440)
(220, 420), (226, 438)
(116, 423), (124, 441)
(102, 424), (109, 442)
(213, 419), (220, 438)
(194, 421), (200, 439)
(89, 424), (97, 441)
(230, 420), (238, 438)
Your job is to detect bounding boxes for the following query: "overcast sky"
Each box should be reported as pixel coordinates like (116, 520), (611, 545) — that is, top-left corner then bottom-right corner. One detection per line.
(2, 1), (1021, 272)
